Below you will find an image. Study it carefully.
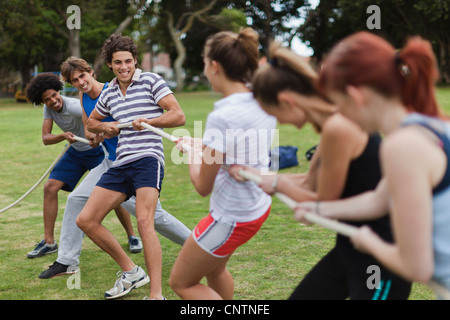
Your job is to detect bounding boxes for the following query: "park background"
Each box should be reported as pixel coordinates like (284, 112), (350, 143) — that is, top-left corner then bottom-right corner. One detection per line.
(0, 0), (449, 300)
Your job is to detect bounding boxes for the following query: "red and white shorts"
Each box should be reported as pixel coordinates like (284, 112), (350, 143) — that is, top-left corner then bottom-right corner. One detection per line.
(193, 206), (271, 257)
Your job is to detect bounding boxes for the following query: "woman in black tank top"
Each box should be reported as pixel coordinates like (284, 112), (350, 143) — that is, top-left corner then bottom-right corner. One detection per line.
(288, 132), (410, 300)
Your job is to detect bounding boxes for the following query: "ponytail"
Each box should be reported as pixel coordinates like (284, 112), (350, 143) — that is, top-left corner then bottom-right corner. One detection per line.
(237, 28), (259, 77)
(397, 37), (442, 118)
(204, 28), (260, 83)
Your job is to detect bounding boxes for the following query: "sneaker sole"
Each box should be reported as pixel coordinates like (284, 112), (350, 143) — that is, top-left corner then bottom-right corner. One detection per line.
(48, 268), (78, 279)
(105, 275), (150, 299)
(39, 266), (79, 279)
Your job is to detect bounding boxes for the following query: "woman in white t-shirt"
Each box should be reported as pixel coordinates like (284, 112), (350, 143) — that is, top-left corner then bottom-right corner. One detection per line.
(169, 28), (276, 300)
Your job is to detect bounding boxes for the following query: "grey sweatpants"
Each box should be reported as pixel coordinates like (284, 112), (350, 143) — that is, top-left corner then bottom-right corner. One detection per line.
(56, 157), (191, 266)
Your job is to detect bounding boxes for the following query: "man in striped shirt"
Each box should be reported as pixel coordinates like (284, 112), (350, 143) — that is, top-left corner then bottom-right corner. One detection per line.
(76, 34), (185, 300)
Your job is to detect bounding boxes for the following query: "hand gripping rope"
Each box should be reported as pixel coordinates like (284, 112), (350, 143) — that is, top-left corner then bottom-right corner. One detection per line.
(0, 136), (90, 214)
(119, 121), (450, 300)
(118, 121), (359, 236)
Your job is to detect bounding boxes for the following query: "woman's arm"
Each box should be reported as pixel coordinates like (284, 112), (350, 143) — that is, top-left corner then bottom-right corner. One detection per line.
(177, 139), (222, 197)
(295, 178), (390, 222)
(315, 113), (366, 200)
(351, 130), (438, 283)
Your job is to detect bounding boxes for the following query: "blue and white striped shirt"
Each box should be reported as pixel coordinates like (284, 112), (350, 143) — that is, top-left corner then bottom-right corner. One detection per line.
(95, 69), (172, 168)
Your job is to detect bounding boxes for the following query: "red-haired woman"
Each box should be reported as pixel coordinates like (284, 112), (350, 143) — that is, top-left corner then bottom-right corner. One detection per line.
(296, 32), (450, 298)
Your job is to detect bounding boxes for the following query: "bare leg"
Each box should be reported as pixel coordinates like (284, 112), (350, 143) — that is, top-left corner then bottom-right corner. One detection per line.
(135, 187), (163, 300)
(114, 206), (136, 238)
(169, 235), (234, 300)
(43, 179), (65, 244)
(76, 186), (135, 272)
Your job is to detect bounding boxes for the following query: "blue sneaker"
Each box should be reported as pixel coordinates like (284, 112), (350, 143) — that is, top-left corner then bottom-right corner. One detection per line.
(27, 239), (58, 259)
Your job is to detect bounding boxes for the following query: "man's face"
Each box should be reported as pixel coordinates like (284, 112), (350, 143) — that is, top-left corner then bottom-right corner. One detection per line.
(70, 70), (95, 93)
(108, 51), (137, 86)
(42, 89), (63, 112)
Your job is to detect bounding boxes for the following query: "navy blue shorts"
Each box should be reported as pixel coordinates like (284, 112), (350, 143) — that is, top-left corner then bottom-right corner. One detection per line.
(96, 157), (164, 201)
(49, 145), (104, 192)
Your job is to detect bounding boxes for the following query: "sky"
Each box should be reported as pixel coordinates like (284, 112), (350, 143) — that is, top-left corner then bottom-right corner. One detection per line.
(290, 0), (319, 56)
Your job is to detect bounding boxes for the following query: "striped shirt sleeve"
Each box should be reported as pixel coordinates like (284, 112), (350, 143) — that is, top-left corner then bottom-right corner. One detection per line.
(149, 73), (172, 103)
(95, 89), (111, 118)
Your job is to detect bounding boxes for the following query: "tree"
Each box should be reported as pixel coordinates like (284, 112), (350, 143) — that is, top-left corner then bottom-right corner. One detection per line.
(36, 0), (86, 58)
(229, 0), (309, 55)
(142, 0), (219, 92)
(300, 0), (450, 82)
(90, 0), (149, 78)
(35, 0), (147, 79)
(0, 0), (149, 86)
(0, 0), (64, 88)
(139, 0), (310, 90)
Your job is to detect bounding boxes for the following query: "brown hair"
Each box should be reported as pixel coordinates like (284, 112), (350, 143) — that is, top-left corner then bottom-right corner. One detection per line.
(319, 32), (442, 118)
(101, 33), (138, 65)
(253, 42), (322, 106)
(60, 56), (93, 83)
(252, 42), (334, 132)
(203, 28), (259, 83)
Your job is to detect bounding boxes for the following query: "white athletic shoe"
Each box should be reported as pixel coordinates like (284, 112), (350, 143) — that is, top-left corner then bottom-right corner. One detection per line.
(104, 266), (150, 299)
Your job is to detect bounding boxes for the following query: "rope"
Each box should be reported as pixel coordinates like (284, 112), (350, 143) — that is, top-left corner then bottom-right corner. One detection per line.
(123, 120), (450, 300)
(0, 136), (89, 214)
(236, 170), (358, 237)
(121, 121), (358, 236)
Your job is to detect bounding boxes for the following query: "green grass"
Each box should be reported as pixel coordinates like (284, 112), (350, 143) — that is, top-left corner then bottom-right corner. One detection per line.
(1, 88), (449, 300)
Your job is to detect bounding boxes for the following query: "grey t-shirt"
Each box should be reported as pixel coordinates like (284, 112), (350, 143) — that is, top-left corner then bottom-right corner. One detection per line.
(43, 96), (91, 151)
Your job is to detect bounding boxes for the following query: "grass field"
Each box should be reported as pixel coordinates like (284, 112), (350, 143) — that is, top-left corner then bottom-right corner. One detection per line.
(1, 88), (448, 300)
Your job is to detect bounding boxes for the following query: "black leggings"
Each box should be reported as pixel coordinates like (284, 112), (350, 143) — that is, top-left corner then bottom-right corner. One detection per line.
(289, 242), (412, 300)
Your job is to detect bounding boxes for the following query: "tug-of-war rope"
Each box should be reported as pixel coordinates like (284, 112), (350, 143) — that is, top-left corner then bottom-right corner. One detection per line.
(0, 136), (88, 214)
(1, 123), (448, 299)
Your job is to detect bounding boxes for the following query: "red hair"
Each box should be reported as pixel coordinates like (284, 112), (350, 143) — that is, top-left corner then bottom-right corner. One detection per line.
(319, 32), (442, 118)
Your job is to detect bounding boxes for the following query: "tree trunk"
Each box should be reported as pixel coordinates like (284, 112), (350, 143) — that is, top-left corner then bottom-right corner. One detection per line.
(68, 29), (81, 57)
(167, 20), (185, 92)
(20, 62), (34, 89)
(165, 0), (218, 92)
(437, 39), (450, 83)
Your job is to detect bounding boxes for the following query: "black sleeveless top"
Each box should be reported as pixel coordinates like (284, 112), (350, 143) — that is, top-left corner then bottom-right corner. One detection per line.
(337, 133), (393, 246)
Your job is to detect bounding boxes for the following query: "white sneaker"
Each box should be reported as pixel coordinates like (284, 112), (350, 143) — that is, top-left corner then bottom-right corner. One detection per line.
(104, 266), (150, 299)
